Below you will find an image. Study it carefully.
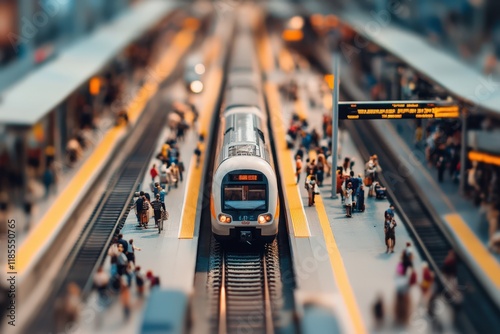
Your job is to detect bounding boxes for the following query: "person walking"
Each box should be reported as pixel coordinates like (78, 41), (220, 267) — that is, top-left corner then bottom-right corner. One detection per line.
(316, 155), (325, 187)
(344, 182), (353, 218)
(126, 239), (141, 264)
(151, 194), (166, 227)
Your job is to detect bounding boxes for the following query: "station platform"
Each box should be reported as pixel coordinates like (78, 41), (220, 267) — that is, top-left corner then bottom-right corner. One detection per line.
(2, 13), (201, 334)
(258, 27), (456, 331)
(337, 52), (500, 307)
(67, 15), (231, 334)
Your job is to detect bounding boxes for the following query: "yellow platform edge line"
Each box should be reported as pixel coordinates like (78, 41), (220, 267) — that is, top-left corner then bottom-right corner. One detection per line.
(445, 213), (500, 288)
(178, 59), (223, 239)
(265, 82), (310, 238)
(315, 195), (368, 334)
(16, 27), (197, 275)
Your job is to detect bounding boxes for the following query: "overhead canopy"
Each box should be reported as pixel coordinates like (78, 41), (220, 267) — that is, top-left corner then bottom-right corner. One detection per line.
(0, 0), (177, 126)
(303, 1), (500, 117)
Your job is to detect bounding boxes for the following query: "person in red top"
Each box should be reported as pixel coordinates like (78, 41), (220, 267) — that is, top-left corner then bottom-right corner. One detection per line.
(150, 164), (159, 182)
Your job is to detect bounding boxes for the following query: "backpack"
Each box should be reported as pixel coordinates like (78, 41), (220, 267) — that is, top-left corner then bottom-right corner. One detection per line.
(142, 200), (149, 211)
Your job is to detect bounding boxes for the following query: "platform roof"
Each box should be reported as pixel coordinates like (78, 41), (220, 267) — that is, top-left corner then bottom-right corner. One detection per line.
(0, 0), (177, 127)
(304, 1), (500, 117)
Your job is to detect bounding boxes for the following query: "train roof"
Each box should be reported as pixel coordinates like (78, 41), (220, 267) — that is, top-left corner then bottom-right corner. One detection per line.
(220, 112), (268, 161)
(224, 86), (262, 111)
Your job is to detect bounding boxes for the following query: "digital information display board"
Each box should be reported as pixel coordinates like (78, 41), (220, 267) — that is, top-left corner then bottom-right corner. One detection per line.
(230, 174), (262, 181)
(339, 101), (459, 120)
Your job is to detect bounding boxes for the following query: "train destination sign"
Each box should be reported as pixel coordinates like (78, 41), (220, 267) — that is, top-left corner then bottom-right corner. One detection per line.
(338, 101), (459, 120)
(230, 174), (262, 181)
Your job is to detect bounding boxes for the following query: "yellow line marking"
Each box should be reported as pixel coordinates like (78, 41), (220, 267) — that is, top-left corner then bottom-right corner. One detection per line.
(16, 27), (197, 275)
(314, 194), (368, 334)
(178, 65), (223, 238)
(445, 213), (500, 288)
(265, 82), (310, 238)
(294, 96), (308, 121)
(278, 47), (295, 73)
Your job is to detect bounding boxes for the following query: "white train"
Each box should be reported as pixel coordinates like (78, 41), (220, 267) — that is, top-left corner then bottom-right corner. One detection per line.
(210, 32), (279, 243)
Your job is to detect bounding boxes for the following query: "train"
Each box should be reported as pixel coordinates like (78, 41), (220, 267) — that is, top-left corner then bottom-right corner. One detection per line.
(210, 31), (279, 243)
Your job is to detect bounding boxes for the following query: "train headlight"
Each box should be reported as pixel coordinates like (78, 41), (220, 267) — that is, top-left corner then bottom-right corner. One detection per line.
(218, 214), (231, 223)
(258, 214), (272, 224)
(189, 80), (203, 93)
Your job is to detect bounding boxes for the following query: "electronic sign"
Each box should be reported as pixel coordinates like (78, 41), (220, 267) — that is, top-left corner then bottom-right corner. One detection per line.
(230, 174), (262, 181)
(338, 101), (459, 120)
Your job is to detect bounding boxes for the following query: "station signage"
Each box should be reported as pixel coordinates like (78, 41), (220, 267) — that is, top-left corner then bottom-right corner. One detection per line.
(338, 101), (459, 120)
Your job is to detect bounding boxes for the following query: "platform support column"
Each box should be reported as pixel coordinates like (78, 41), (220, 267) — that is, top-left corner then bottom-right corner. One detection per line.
(331, 51), (339, 199)
(459, 107), (468, 195)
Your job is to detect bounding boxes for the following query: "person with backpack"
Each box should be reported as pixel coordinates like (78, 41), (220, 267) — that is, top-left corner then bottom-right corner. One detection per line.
(133, 191), (145, 226)
(401, 242), (414, 274)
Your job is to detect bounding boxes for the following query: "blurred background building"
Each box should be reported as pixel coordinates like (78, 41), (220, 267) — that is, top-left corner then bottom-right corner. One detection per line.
(0, 0), (137, 92)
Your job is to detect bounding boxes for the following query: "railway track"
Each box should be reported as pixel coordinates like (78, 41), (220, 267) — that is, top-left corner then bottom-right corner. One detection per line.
(27, 105), (166, 333)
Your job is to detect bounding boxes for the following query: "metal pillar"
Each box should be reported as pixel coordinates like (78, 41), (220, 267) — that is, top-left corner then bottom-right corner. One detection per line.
(459, 108), (468, 195)
(331, 52), (339, 199)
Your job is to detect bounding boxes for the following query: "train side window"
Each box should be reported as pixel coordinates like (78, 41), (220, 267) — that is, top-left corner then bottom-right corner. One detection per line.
(257, 129), (265, 143)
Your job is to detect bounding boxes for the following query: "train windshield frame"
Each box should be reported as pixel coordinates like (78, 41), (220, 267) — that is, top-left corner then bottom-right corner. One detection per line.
(223, 184), (267, 211)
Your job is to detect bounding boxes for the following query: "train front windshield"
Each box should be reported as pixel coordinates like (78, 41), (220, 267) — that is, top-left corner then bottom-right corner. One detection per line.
(223, 185), (266, 211)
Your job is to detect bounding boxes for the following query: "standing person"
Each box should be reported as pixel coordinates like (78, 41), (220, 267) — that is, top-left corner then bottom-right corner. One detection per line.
(384, 214), (397, 253)
(43, 166), (55, 198)
(316, 155), (325, 187)
(295, 155), (303, 184)
(169, 163), (180, 188)
(150, 164), (159, 183)
(305, 174), (318, 207)
(135, 266), (145, 298)
(127, 239), (141, 264)
(120, 278), (131, 320)
(401, 242), (414, 274)
(117, 234), (128, 252)
(140, 193), (150, 228)
(93, 266), (110, 302)
(133, 191), (145, 226)
(177, 159), (185, 182)
(116, 244), (128, 275)
(420, 262), (435, 307)
(108, 238), (119, 277)
(356, 184), (365, 212)
(54, 283), (81, 332)
(336, 170), (344, 202)
(344, 182), (353, 218)
(194, 143), (202, 167)
(151, 194), (166, 227)
(159, 163), (169, 190)
(372, 294), (385, 330)
(437, 155), (446, 183)
(156, 184), (166, 203)
(385, 204), (395, 220)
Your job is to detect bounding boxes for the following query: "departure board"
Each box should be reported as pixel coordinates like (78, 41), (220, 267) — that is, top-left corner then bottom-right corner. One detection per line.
(338, 101), (459, 120)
